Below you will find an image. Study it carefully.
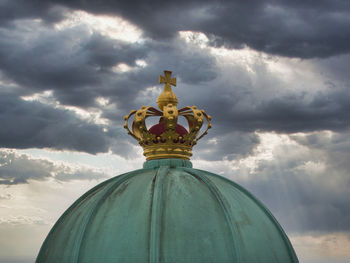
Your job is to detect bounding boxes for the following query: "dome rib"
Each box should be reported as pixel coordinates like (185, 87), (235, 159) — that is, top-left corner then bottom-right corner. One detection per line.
(185, 169), (239, 262)
(76, 171), (142, 263)
(149, 166), (169, 263)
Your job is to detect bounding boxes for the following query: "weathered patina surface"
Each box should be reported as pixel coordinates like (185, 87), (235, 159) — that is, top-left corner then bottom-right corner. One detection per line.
(37, 159), (298, 263)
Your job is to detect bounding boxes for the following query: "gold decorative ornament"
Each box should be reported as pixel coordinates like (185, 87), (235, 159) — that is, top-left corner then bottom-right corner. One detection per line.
(124, 70), (211, 160)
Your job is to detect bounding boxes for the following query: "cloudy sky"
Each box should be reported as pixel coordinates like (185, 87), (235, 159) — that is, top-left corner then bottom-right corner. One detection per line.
(1, 0), (350, 262)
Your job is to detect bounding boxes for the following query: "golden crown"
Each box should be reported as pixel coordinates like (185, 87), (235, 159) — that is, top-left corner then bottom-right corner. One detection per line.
(124, 70), (211, 160)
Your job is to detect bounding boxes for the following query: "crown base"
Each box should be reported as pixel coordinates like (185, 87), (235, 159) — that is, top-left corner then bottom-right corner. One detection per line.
(145, 154), (190, 161)
(143, 144), (193, 160)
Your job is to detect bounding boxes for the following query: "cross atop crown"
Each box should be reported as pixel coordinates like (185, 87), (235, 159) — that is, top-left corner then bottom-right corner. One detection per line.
(159, 70), (176, 88)
(157, 70), (178, 110)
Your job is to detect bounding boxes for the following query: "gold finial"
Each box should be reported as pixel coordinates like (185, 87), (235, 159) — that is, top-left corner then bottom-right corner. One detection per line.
(157, 70), (178, 110)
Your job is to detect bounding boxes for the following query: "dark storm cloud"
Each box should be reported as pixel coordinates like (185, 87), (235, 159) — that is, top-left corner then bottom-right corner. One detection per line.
(0, 1), (65, 26)
(0, 17), (217, 109)
(4, 0), (350, 58)
(208, 88), (350, 134)
(0, 91), (109, 154)
(0, 150), (108, 185)
(0, 20), (149, 107)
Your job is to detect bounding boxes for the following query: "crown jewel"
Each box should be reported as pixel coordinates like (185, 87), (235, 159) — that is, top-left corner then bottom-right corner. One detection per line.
(124, 70), (211, 160)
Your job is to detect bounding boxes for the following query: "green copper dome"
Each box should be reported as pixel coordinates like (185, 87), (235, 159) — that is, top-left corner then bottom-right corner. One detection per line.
(37, 159), (298, 263)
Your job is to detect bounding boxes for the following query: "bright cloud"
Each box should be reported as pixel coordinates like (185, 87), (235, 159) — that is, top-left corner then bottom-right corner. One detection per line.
(55, 10), (143, 43)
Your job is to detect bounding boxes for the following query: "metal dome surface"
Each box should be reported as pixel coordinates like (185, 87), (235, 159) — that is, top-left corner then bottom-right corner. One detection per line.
(36, 159), (298, 263)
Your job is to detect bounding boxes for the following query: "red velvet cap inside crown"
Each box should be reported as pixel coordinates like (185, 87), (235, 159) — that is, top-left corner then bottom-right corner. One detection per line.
(149, 123), (188, 137)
